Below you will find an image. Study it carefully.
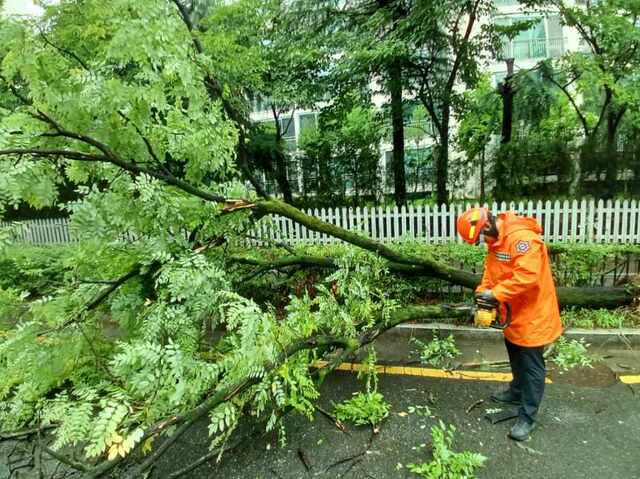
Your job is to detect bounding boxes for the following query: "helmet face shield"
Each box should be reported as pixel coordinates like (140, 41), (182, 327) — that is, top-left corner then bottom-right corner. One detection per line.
(457, 208), (489, 245)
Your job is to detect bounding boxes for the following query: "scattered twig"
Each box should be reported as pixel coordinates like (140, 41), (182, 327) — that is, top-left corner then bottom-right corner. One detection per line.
(323, 450), (366, 473)
(42, 447), (88, 472)
(543, 344), (556, 359)
(515, 442), (544, 456)
(339, 457), (363, 478)
(465, 399), (484, 414)
(462, 360), (510, 369)
(297, 448), (312, 472)
(1, 425), (56, 441)
(166, 429), (255, 479)
(314, 405), (347, 433)
(9, 459), (34, 478)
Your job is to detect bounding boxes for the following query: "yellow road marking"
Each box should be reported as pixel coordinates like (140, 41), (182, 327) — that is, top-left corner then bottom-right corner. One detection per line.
(313, 361), (553, 384)
(620, 375), (640, 384)
(316, 361), (640, 385)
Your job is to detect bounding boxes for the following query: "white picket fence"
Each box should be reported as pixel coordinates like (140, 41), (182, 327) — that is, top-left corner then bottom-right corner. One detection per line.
(4, 199), (640, 245)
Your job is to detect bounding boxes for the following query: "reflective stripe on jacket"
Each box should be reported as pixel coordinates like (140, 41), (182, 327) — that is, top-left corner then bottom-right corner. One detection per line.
(476, 212), (562, 347)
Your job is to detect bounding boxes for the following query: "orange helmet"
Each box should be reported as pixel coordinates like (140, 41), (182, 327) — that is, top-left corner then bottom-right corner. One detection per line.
(457, 207), (489, 244)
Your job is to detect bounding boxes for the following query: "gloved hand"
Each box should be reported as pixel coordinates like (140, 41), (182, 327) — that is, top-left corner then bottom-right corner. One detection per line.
(475, 289), (499, 309)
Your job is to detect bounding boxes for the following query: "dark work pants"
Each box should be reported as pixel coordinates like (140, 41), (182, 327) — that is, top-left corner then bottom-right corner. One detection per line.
(504, 338), (546, 424)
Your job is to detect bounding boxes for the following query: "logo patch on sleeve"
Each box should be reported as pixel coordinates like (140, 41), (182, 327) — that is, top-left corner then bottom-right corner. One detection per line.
(516, 240), (530, 253)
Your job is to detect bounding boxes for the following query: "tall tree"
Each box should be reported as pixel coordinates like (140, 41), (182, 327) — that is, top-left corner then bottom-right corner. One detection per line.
(285, 0), (412, 206)
(525, 0), (640, 195)
(298, 100), (384, 205)
(455, 76), (501, 202)
(402, 0), (495, 205)
(199, 0), (327, 203)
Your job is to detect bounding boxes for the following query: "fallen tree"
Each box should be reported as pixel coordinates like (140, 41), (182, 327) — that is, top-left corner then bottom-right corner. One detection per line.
(0, 2), (636, 478)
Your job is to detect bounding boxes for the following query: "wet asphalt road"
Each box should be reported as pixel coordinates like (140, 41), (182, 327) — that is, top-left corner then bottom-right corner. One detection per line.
(150, 368), (640, 479)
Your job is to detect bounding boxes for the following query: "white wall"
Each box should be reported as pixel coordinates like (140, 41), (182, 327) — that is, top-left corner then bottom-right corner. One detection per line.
(3, 0), (43, 16)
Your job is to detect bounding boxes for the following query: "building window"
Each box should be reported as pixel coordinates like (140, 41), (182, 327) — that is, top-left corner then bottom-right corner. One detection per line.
(250, 95), (272, 114)
(495, 15), (564, 61)
(276, 116), (297, 151)
(385, 147), (435, 193)
(299, 113), (318, 137)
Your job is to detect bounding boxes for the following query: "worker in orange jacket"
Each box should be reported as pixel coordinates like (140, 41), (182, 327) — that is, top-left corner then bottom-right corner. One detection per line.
(457, 207), (562, 441)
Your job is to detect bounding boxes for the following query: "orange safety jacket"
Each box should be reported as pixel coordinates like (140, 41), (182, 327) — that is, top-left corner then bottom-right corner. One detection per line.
(476, 212), (562, 347)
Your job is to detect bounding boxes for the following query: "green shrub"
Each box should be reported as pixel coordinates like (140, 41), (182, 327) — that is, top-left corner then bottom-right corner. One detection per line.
(333, 391), (390, 427)
(408, 421), (487, 479)
(0, 287), (25, 326)
(549, 244), (640, 287)
(0, 245), (75, 296)
(411, 335), (461, 368)
(562, 308), (631, 329)
(552, 337), (594, 370)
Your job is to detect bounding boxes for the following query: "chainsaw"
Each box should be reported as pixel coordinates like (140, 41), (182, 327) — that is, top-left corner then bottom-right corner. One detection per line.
(473, 302), (512, 330)
(442, 302), (512, 330)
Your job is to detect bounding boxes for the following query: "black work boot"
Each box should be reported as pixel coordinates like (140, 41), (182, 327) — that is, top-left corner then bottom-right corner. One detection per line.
(509, 417), (535, 441)
(490, 388), (521, 405)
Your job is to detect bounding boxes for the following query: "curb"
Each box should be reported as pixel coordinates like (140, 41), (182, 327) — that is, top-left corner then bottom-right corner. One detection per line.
(389, 322), (640, 346)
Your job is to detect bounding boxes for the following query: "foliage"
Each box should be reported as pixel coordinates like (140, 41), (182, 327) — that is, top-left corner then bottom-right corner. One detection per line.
(550, 243), (640, 287)
(411, 335), (461, 368)
(0, 287), (23, 326)
(333, 391), (390, 428)
(523, 0), (640, 196)
(333, 344), (391, 428)
(551, 337), (594, 370)
(298, 102), (384, 205)
(408, 421), (487, 479)
(454, 76), (501, 196)
(562, 308), (632, 329)
(0, 244), (76, 296)
(0, 0), (391, 463)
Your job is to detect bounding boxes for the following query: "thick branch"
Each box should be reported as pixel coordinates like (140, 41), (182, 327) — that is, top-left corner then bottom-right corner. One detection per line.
(171, 0), (205, 54)
(229, 255), (437, 278)
(0, 144), (227, 203)
(37, 264), (147, 336)
(38, 28), (90, 72)
(43, 447), (88, 472)
(229, 203), (636, 309)
(251, 199), (479, 288)
(0, 148), (106, 162)
(544, 73), (591, 137)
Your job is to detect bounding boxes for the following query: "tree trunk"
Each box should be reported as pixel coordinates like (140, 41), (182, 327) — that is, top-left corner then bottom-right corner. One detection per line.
(499, 59), (515, 145)
(274, 149), (294, 204)
(272, 108), (294, 204)
(436, 106), (450, 205)
(389, 59), (407, 206)
(494, 60), (514, 201)
(480, 146), (485, 203)
(604, 104), (626, 198)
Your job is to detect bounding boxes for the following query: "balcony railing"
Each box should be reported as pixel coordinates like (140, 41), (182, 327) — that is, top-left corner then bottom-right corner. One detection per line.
(500, 37), (565, 60)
